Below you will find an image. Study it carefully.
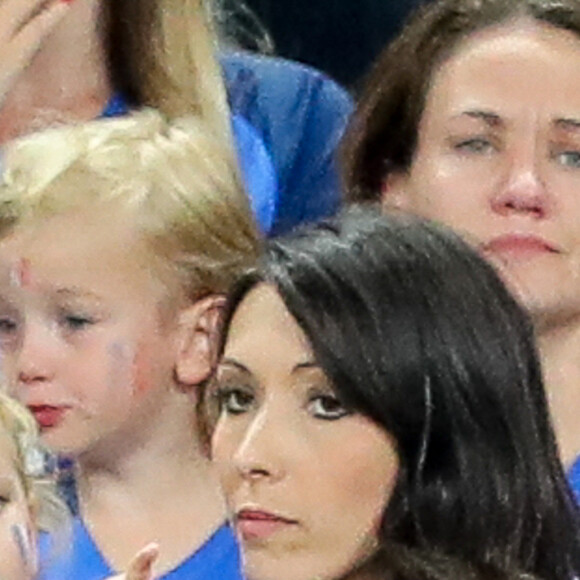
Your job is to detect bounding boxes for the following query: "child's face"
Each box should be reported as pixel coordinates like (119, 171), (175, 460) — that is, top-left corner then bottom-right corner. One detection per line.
(0, 207), (182, 457)
(0, 427), (37, 580)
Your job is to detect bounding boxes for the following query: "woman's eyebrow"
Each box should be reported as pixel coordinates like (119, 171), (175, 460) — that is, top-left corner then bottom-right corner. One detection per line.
(553, 117), (580, 132)
(292, 361), (320, 374)
(452, 109), (503, 128)
(219, 358), (251, 374)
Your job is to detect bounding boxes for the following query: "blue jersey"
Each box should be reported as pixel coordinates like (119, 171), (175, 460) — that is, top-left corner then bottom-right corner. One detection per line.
(569, 455), (580, 503)
(102, 52), (353, 235)
(38, 519), (243, 580)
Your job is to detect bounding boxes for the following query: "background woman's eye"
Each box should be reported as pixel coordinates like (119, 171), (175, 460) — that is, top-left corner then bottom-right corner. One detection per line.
(454, 137), (494, 154)
(556, 150), (580, 168)
(309, 394), (349, 420)
(217, 388), (254, 415)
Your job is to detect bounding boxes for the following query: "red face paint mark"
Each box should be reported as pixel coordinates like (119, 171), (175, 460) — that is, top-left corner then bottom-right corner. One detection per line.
(18, 258), (32, 288)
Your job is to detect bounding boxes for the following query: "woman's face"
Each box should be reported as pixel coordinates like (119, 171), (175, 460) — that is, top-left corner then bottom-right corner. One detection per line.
(211, 284), (398, 580)
(385, 20), (580, 325)
(0, 427), (37, 580)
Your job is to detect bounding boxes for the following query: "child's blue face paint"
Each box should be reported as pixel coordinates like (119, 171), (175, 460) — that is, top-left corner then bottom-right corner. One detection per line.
(107, 341), (135, 394)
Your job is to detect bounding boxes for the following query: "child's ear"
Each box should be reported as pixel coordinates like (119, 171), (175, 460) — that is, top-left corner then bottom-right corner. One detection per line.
(175, 295), (225, 386)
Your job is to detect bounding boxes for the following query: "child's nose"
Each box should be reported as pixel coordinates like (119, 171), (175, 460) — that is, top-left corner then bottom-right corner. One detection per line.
(17, 326), (57, 386)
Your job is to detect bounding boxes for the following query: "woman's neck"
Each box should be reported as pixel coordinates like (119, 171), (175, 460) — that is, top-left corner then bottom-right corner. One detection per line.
(74, 394), (226, 575)
(0, 0), (112, 143)
(538, 320), (580, 467)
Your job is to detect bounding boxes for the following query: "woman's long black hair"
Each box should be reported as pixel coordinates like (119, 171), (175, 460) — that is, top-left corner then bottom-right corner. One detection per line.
(215, 207), (580, 580)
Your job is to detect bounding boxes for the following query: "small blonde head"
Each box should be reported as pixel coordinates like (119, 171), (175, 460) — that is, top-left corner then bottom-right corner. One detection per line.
(0, 109), (261, 301)
(0, 393), (66, 534)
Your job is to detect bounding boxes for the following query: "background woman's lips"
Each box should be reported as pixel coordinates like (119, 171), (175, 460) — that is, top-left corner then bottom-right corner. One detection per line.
(482, 234), (559, 259)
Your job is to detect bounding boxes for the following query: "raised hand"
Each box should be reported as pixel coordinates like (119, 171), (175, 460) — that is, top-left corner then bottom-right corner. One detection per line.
(106, 543), (160, 580)
(0, 0), (71, 108)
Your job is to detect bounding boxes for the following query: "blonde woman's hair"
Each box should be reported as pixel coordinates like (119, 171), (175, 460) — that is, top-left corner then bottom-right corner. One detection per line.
(107, 0), (233, 148)
(0, 393), (68, 533)
(0, 109), (261, 299)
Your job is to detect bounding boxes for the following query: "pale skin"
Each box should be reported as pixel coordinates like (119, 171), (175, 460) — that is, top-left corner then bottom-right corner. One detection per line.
(211, 284), (398, 580)
(0, 207), (227, 575)
(0, 0), (111, 143)
(384, 19), (580, 466)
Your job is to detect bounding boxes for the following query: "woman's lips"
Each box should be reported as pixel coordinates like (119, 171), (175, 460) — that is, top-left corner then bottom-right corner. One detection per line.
(27, 405), (68, 429)
(481, 234), (559, 260)
(235, 509), (298, 541)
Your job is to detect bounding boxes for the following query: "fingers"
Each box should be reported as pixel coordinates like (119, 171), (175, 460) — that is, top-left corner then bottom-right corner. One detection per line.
(125, 543), (160, 580)
(10, 0), (71, 62)
(0, 0), (66, 43)
(0, 0), (71, 107)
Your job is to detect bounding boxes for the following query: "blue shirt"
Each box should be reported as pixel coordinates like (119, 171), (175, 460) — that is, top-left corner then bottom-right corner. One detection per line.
(569, 455), (580, 503)
(38, 519), (243, 580)
(101, 92), (277, 235)
(102, 52), (353, 236)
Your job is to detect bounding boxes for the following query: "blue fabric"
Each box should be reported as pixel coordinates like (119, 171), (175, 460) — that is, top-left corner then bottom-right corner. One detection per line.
(100, 52), (353, 235)
(38, 518), (243, 580)
(569, 455), (580, 502)
(100, 93), (277, 234)
(222, 52), (353, 235)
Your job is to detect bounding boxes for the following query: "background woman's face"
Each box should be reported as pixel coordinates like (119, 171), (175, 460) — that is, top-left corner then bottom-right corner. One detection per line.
(385, 20), (580, 324)
(0, 427), (37, 580)
(211, 284), (398, 580)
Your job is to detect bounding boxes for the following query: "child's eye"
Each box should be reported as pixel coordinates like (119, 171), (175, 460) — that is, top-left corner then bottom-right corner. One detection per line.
(308, 394), (350, 420)
(0, 494), (9, 512)
(216, 387), (254, 415)
(60, 313), (95, 331)
(0, 317), (17, 334)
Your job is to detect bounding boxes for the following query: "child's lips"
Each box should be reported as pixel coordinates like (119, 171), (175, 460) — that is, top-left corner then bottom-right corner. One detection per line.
(27, 405), (69, 429)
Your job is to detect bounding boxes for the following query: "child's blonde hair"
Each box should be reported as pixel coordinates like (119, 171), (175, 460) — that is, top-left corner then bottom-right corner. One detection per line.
(0, 109), (261, 301)
(0, 393), (67, 533)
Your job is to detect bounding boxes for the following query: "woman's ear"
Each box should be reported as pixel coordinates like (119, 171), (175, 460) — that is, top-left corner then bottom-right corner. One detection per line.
(175, 295), (225, 386)
(381, 170), (411, 212)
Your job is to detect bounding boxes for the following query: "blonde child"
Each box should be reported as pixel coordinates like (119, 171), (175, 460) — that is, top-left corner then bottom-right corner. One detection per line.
(0, 109), (260, 578)
(0, 393), (66, 580)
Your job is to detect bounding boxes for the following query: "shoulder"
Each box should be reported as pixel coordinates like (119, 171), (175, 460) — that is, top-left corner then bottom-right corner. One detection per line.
(161, 524), (243, 580)
(568, 455), (580, 503)
(38, 518), (112, 580)
(222, 51), (353, 138)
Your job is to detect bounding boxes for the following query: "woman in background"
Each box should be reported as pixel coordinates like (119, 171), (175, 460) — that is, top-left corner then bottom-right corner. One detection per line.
(342, 0), (580, 498)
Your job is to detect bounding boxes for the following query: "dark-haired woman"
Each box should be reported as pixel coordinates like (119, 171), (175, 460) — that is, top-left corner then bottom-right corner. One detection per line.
(208, 208), (580, 580)
(342, 0), (580, 498)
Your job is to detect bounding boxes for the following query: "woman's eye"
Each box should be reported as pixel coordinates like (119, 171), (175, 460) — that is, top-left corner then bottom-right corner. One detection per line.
(217, 388), (254, 415)
(454, 137), (494, 154)
(308, 394), (350, 420)
(556, 150), (580, 168)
